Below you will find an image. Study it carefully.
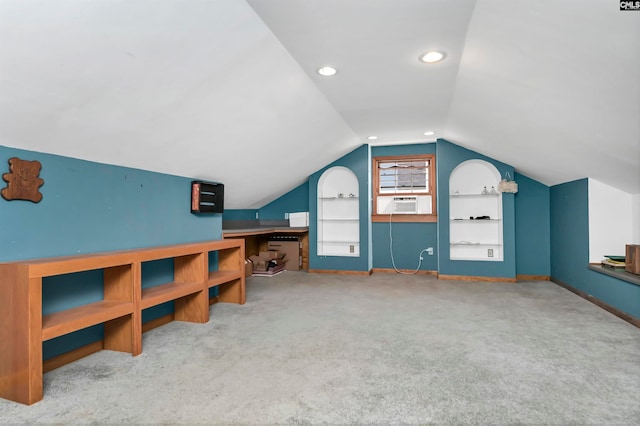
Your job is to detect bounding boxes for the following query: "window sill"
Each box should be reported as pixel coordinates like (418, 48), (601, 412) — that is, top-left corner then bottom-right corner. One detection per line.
(371, 214), (437, 223)
(588, 264), (640, 286)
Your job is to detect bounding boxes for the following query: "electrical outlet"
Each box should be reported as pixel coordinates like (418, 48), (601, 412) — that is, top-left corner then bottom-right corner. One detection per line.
(488, 248), (494, 257)
(284, 213), (289, 219)
(255, 212), (259, 219)
(349, 245), (355, 253)
(426, 247), (434, 256)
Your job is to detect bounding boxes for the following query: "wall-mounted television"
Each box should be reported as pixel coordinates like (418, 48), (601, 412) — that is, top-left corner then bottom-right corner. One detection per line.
(191, 181), (224, 214)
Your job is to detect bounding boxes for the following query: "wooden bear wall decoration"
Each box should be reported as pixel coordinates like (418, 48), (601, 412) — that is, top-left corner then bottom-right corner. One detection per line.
(1, 157), (44, 203)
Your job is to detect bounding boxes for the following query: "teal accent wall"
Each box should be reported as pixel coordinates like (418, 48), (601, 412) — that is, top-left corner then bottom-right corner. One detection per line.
(371, 143), (438, 271)
(436, 139), (516, 279)
(371, 143), (436, 158)
(372, 222), (438, 271)
(550, 179), (589, 283)
(550, 179), (640, 318)
(514, 172), (550, 276)
(0, 146), (222, 359)
(309, 145), (370, 271)
(223, 209), (258, 221)
(259, 181), (309, 220)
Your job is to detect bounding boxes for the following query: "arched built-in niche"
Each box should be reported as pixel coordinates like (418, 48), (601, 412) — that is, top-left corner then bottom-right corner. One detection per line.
(317, 166), (359, 257)
(449, 159), (503, 261)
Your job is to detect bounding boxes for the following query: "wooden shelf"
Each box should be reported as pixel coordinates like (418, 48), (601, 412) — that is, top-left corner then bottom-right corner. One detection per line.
(140, 281), (204, 310)
(136, 240), (243, 261)
(450, 193), (499, 198)
(27, 254), (136, 278)
(208, 270), (242, 288)
(42, 301), (134, 341)
(0, 239), (245, 405)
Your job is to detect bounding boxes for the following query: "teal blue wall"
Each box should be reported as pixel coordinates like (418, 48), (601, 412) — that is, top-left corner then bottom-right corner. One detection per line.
(436, 139), (517, 279)
(223, 209), (258, 221)
(371, 143), (438, 271)
(223, 182), (309, 223)
(271, 140), (548, 278)
(372, 143), (436, 158)
(0, 146), (222, 359)
(550, 179), (589, 284)
(514, 172), (550, 276)
(0, 147), (221, 260)
(550, 179), (640, 318)
(372, 222), (438, 271)
(259, 181), (309, 220)
(309, 145), (370, 271)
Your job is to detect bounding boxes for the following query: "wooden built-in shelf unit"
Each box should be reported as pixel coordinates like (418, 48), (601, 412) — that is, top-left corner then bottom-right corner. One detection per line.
(0, 239), (245, 405)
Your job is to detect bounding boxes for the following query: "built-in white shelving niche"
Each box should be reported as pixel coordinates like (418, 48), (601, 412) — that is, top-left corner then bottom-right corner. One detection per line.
(449, 160), (503, 261)
(317, 166), (359, 257)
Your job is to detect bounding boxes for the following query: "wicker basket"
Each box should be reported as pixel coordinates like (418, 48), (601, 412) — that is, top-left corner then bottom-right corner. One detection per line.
(498, 179), (518, 193)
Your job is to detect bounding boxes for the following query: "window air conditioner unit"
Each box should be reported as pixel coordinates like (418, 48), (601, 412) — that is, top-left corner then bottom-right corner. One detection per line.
(392, 196), (418, 214)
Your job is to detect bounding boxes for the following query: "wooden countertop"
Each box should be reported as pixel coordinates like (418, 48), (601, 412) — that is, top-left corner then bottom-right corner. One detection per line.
(222, 227), (308, 238)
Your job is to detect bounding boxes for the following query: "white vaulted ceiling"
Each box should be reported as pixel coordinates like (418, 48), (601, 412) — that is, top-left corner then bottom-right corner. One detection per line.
(247, 0), (477, 144)
(1, 0), (638, 208)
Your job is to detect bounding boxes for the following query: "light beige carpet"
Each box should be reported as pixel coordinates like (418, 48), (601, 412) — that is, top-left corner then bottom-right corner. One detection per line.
(1, 271), (639, 424)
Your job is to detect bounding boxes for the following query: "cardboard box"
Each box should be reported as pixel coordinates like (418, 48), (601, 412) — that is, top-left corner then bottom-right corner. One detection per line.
(250, 252), (287, 273)
(251, 263), (286, 276)
(267, 241), (300, 271)
(259, 250), (283, 260)
(249, 255), (268, 272)
(244, 259), (253, 278)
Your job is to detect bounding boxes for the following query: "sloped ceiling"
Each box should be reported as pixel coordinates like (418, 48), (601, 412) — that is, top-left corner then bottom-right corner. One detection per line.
(1, 0), (638, 210)
(248, 0), (477, 144)
(445, 0), (640, 194)
(0, 0), (360, 208)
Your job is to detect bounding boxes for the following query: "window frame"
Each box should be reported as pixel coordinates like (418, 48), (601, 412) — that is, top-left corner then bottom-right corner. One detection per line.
(372, 154), (437, 223)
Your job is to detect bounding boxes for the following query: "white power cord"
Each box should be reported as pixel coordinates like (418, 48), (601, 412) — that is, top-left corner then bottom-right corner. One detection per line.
(389, 211), (430, 275)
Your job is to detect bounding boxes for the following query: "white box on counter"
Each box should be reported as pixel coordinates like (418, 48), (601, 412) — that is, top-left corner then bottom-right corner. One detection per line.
(288, 212), (309, 227)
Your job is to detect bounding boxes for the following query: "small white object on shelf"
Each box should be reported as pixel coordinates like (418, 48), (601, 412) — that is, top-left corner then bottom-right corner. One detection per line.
(288, 212), (309, 227)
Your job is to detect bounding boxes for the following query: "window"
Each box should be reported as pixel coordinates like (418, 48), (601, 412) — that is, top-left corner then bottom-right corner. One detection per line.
(379, 159), (430, 194)
(372, 154), (437, 222)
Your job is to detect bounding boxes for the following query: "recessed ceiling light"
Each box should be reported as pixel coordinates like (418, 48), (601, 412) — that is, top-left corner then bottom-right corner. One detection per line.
(367, 136), (378, 140)
(419, 51), (446, 64)
(423, 131), (436, 136)
(317, 66), (337, 76)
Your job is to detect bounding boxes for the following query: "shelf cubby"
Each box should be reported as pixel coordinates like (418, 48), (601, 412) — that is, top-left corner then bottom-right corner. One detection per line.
(449, 160), (504, 261)
(140, 281), (204, 310)
(317, 166), (360, 257)
(42, 301), (134, 342)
